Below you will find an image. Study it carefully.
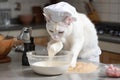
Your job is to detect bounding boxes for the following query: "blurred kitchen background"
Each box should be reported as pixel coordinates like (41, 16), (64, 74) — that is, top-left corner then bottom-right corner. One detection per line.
(0, 0), (120, 64)
(0, 0), (120, 23)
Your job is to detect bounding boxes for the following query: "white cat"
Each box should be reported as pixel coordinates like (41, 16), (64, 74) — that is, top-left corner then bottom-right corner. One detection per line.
(43, 2), (101, 67)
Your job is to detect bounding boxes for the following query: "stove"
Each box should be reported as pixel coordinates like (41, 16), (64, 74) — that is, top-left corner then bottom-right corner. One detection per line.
(95, 22), (120, 37)
(95, 22), (120, 43)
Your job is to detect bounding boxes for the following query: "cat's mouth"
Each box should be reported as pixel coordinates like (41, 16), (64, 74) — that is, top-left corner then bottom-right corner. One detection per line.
(53, 38), (60, 41)
(52, 38), (61, 41)
(52, 36), (60, 41)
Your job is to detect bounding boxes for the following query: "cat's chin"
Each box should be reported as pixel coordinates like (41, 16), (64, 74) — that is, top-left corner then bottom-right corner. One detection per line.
(53, 40), (60, 42)
(52, 38), (61, 41)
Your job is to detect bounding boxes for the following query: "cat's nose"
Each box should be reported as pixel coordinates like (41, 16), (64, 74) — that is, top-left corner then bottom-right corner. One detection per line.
(53, 36), (59, 41)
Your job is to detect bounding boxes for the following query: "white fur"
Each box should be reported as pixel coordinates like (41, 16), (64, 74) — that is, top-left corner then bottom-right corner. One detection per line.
(43, 2), (101, 67)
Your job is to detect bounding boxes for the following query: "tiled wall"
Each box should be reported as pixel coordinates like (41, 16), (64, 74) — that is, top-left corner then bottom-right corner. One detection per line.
(93, 0), (120, 23)
(62, 0), (88, 13)
(0, 0), (49, 18)
(62, 0), (120, 23)
(0, 0), (119, 23)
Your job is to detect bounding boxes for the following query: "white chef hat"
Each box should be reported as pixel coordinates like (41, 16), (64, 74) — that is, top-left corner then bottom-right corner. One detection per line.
(43, 2), (77, 22)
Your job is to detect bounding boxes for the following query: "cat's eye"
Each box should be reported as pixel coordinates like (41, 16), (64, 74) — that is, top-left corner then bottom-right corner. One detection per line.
(49, 30), (53, 33)
(58, 31), (64, 34)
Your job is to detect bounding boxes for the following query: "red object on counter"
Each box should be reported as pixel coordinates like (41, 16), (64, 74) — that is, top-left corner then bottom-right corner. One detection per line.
(106, 64), (120, 78)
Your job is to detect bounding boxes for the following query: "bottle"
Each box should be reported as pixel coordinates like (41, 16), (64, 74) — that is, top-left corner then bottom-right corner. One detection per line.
(22, 37), (35, 66)
(22, 43), (30, 66)
(18, 27), (35, 66)
(30, 37), (35, 51)
(22, 30), (31, 66)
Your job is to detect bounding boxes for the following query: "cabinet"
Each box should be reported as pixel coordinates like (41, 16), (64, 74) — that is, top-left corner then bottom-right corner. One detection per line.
(99, 41), (120, 64)
(100, 51), (120, 64)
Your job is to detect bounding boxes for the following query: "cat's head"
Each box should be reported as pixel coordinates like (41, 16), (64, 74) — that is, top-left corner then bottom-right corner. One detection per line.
(43, 13), (76, 41)
(43, 2), (77, 41)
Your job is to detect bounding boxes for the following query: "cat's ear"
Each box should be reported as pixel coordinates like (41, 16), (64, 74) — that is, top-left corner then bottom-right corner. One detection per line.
(63, 16), (73, 25)
(63, 12), (76, 25)
(43, 13), (51, 22)
(63, 16), (76, 25)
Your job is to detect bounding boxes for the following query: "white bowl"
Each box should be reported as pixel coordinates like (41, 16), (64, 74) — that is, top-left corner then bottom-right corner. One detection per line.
(27, 47), (72, 75)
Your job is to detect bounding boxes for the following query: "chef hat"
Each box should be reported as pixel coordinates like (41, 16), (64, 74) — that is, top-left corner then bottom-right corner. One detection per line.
(43, 2), (77, 22)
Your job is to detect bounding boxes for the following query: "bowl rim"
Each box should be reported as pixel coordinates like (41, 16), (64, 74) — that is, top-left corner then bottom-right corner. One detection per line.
(27, 50), (73, 58)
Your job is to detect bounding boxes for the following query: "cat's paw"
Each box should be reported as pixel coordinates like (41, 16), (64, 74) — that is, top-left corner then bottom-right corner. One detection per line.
(70, 64), (76, 68)
(70, 60), (77, 68)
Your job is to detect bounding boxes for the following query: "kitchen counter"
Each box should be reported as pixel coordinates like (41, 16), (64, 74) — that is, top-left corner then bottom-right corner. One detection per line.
(0, 49), (120, 80)
(0, 24), (46, 31)
(98, 34), (120, 54)
(98, 34), (120, 44)
(0, 23), (120, 44)
(0, 24), (49, 37)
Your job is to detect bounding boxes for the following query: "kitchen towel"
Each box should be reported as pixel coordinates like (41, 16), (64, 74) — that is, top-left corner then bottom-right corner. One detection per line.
(43, 2), (77, 22)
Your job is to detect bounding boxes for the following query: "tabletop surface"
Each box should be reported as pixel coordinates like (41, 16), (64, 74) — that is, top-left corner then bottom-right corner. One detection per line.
(0, 49), (120, 80)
